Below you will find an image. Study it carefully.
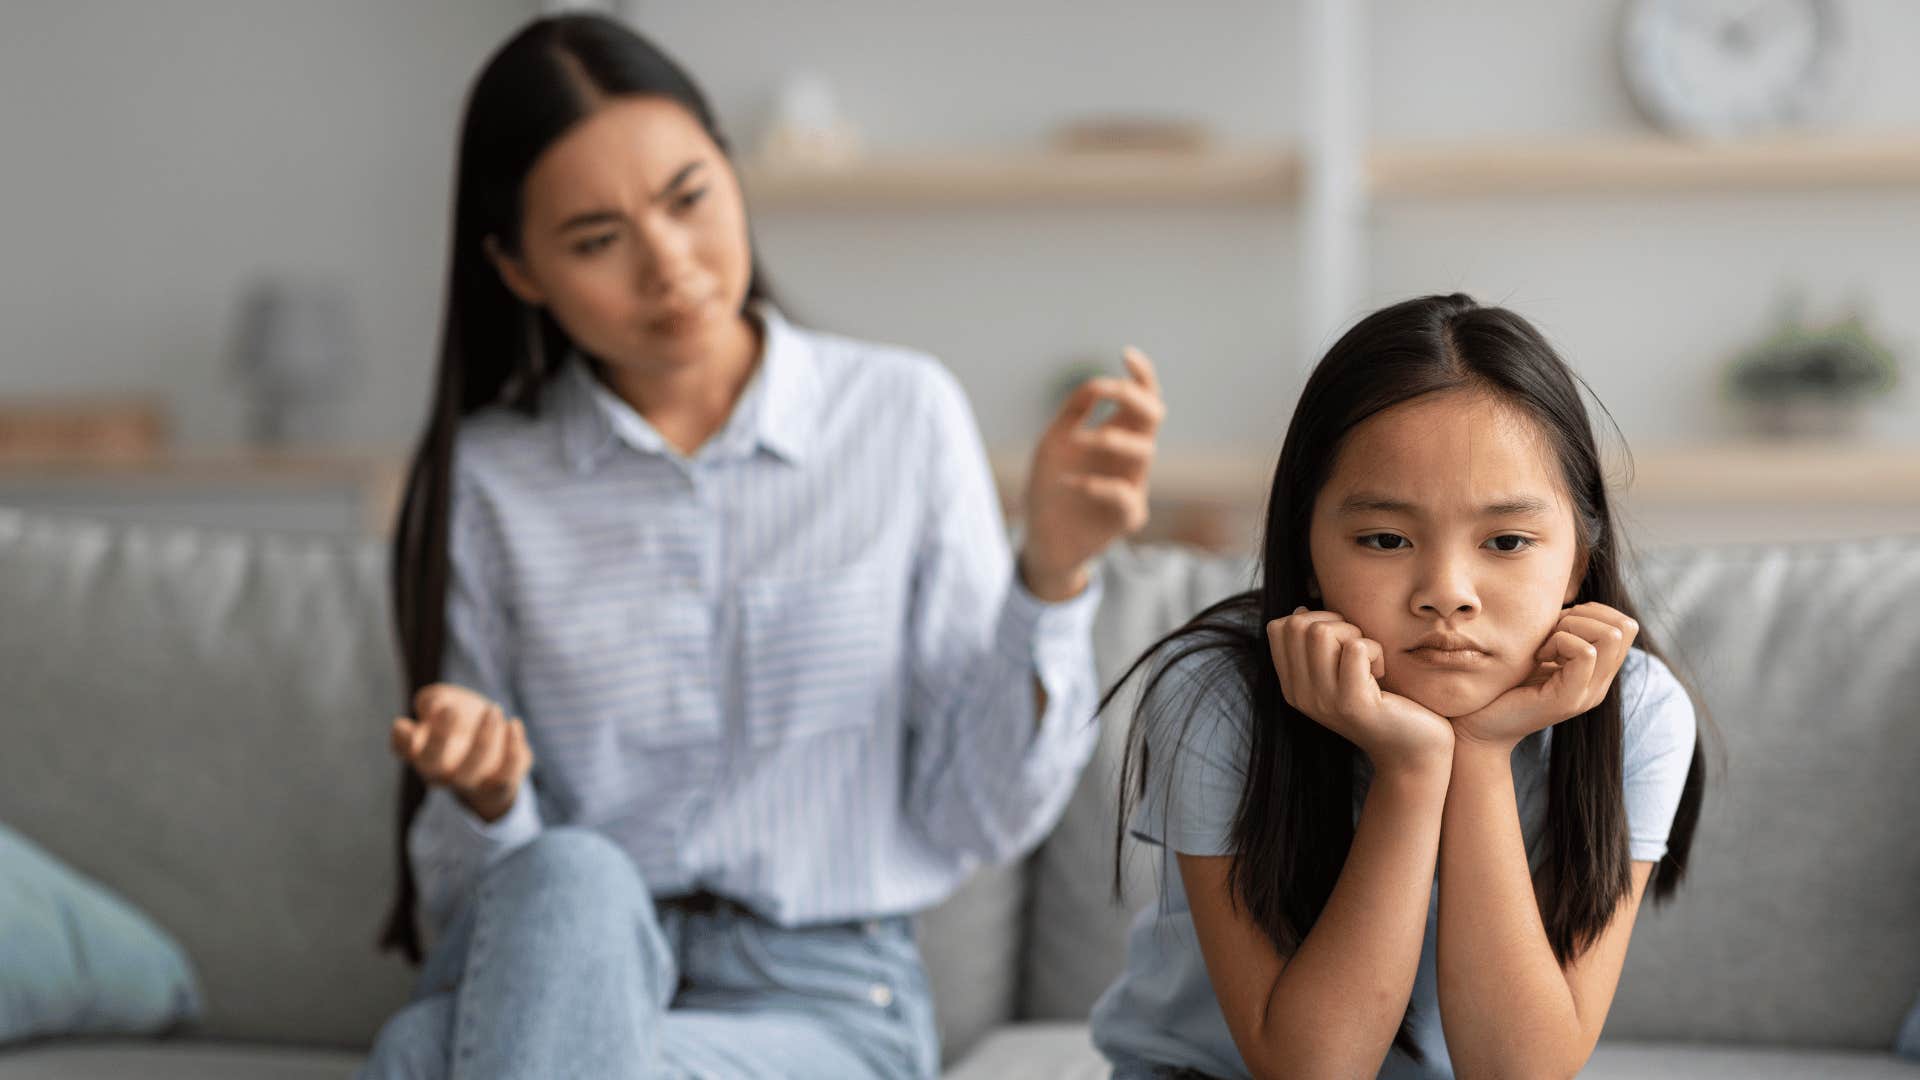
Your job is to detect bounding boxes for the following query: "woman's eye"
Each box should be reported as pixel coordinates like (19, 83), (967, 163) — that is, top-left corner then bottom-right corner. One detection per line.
(1357, 534), (1408, 552)
(572, 233), (617, 256)
(1487, 535), (1534, 553)
(673, 188), (708, 212)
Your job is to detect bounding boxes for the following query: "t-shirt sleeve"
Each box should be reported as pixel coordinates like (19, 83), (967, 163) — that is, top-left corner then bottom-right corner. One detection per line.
(1129, 647), (1254, 857)
(1619, 647), (1698, 863)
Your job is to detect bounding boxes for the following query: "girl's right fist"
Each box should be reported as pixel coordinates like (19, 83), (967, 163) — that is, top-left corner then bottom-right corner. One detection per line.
(1267, 607), (1453, 775)
(390, 682), (532, 823)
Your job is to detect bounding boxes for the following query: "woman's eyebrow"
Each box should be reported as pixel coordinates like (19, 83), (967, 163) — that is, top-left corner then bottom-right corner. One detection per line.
(1334, 492), (1554, 518)
(553, 162), (707, 233)
(556, 209), (622, 233)
(650, 160), (704, 202)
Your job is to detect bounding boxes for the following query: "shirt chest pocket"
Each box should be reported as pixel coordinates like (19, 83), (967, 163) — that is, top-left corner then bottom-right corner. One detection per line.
(738, 564), (902, 749)
(516, 585), (722, 750)
(513, 584), (722, 828)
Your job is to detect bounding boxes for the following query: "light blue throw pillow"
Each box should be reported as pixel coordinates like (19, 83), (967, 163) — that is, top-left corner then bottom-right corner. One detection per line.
(1899, 989), (1920, 1060)
(0, 822), (202, 1044)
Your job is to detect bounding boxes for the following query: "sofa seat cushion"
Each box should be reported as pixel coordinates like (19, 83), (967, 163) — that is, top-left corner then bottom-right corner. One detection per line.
(942, 1022), (1920, 1079)
(0, 1041), (360, 1079)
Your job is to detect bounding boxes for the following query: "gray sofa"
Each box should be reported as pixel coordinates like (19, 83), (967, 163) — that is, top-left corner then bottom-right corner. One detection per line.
(1, 506), (1916, 1078)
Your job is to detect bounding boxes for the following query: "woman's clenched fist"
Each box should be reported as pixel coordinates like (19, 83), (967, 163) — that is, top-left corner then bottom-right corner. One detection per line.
(389, 683), (532, 823)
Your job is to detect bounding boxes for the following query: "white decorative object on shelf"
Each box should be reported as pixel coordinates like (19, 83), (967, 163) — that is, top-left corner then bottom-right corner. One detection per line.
(757, 71), (863, 171)
(1620, 0), (1848, 138)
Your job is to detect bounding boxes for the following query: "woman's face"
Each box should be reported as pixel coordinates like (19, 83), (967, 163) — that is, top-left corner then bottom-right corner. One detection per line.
(488, 95), (754, 373)
(1306, 389), (1588, 719)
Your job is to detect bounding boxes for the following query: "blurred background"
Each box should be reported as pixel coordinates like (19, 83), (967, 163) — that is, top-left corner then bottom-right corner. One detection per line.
(1, 0), (1915, 552)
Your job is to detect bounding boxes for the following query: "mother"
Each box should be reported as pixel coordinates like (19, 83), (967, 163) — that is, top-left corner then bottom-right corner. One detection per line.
(361, 13), (1160, 1079)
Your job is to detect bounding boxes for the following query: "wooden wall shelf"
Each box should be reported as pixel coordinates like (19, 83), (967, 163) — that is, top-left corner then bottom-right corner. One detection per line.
(993, 442), (1920, 507)
(741, 148), (1301, 208)
(741, 133), (1920, 208)
(0, 449), (407, 536)
(1369, 133), (1920, 200)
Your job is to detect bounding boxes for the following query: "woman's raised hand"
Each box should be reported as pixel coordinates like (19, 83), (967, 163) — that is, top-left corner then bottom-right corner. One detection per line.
(1268, 607), (1454, 776)
(1019, 348), (1163, 602)
(389, 683), (532, 823)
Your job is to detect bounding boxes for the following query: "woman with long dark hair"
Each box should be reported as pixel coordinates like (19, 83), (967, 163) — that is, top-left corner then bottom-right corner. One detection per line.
(1089, 294), (1706, 1078)
(361, 13), (1160, 1077)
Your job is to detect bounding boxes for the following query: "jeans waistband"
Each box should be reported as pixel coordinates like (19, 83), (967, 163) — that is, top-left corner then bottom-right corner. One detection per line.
(656, 889), (749, 918)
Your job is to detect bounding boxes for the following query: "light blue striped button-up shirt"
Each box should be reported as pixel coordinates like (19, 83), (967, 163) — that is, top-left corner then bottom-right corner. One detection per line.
(408, 304), (1102, 933)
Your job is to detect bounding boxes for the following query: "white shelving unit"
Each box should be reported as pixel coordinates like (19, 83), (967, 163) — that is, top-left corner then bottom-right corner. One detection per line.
(717, 2), (1920, 549)
(731, 0), (1920, 367)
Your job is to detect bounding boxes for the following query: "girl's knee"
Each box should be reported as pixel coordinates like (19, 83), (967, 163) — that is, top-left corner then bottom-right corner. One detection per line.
(360, 994), (453, 1080)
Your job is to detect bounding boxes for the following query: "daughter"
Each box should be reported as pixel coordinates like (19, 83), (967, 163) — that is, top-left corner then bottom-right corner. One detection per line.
(1090, 294), (1705, 1079)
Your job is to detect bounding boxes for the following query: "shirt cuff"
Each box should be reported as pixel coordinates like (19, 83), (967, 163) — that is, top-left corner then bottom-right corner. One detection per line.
(448, 784), (543, 850)
(997, 560), (1104, 726)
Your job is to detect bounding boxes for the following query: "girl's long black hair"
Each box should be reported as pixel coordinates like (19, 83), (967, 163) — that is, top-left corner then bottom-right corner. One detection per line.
(380, 13), (774, 962)
(1106, 294), (1708, 1062)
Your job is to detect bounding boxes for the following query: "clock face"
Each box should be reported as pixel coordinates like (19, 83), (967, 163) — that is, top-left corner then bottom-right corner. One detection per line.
(1621, 0), (1844, 137)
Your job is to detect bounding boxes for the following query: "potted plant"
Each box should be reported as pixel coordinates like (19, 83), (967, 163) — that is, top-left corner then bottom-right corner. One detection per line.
(1724, 300), (1900, 440)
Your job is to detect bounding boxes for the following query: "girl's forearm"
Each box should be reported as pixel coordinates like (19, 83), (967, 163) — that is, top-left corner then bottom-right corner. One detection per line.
(1435, 739), (1582, 1079)
(1250, 759), (1449, 1078)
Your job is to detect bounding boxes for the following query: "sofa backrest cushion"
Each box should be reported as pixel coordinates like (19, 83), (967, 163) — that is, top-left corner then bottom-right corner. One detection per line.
(0, 510), (413, 1046)
(0, 509), (1023, 1061)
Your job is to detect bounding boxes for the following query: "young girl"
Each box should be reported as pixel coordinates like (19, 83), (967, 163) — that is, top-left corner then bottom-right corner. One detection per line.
(359, 13), (1161, 1078)
(1090, 294), (1705, 1079)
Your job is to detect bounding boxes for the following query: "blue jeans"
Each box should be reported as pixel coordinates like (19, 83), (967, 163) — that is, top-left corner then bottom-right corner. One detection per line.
(359, 827), (939, 1079)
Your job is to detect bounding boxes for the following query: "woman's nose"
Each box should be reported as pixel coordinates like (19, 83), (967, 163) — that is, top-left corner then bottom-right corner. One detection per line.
(632, 225), (696, 296)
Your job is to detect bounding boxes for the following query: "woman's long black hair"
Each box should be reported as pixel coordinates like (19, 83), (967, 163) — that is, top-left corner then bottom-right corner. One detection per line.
(380, 13), (775, 962)
(1106, 294), (1708, 1062)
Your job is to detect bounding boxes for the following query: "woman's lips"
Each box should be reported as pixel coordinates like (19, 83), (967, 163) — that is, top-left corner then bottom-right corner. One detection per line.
(646, 298), (713, 336)
(1406, 647), (1491, 669)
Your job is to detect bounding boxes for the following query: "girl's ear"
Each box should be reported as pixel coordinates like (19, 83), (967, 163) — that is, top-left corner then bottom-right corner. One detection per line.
(485, 234), (547, 306)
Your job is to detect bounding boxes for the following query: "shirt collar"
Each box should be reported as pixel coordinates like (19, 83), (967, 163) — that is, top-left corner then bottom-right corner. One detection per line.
(554, 301), (817, 475)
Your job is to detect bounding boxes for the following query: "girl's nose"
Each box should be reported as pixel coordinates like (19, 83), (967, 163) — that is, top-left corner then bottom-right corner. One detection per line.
(1411, 552), (1478, 617)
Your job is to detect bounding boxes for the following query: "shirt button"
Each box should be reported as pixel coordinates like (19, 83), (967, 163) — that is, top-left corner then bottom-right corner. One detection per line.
(868, 982), (894, 1008)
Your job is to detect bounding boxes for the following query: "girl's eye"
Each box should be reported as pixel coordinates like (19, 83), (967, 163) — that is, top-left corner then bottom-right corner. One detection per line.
(673, 188), (708, 212)
(572, 233), (618, 256)
(1355, 534), (1534, 553)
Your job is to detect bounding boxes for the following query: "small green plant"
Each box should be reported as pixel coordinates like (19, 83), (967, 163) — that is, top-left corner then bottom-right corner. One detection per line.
(1725, 302), (1899, 405)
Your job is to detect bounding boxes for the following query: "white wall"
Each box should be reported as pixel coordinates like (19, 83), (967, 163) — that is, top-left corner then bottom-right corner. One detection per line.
(1363, 0), (1920, 449)
(2, 1), (1915, 455)
(0, 1), (529, 448)
(639, 0), (1310, 453)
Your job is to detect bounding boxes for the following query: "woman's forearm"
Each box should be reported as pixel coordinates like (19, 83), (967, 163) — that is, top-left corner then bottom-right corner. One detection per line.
(1435, 739), (1582, 1079)
(1249, 760), (1449, 1078)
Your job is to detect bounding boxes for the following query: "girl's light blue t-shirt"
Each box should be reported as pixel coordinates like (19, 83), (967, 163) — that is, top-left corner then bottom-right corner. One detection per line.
(1090, 639), (1698, 1080)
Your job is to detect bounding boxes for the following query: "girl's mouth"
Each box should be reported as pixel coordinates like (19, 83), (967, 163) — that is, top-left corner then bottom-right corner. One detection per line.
(1407, 647), (1489, 669)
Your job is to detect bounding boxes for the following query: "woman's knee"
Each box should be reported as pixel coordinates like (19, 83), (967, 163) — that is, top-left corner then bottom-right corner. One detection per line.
(483, 826), (646, 909)
(359, 994), (453, 1080)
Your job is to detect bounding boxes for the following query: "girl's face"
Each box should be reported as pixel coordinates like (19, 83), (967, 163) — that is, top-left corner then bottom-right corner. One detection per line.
(487, 96), (755, 374)
(1306, 389), (1588, 719)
